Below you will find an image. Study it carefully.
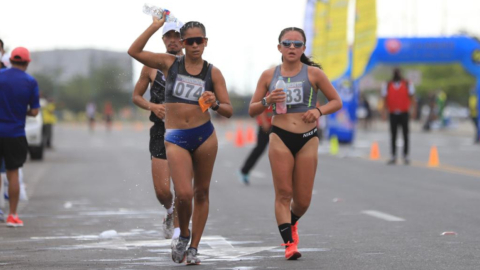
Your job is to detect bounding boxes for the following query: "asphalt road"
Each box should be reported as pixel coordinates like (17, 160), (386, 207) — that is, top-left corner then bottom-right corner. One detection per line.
(1, 119), (479, 270)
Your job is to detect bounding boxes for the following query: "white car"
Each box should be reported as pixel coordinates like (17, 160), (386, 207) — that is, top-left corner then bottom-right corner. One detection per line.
(25, 100), (46, 160)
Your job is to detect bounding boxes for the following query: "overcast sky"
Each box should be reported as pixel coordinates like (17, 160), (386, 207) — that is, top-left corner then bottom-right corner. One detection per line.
(1, 0), (479, 94)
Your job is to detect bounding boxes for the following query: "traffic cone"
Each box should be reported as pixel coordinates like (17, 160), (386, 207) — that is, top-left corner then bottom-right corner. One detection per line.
(428, 145), (440, 167)
(235, 126), (245, 147)
(245, 126), (256, 144)
(330, 136), (339, 156)
(369, 141), (380, 160)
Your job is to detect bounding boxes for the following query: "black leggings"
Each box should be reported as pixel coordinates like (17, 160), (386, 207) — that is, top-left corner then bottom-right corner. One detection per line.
(389, 113), (409, 157)
(271, 126), (318, 156)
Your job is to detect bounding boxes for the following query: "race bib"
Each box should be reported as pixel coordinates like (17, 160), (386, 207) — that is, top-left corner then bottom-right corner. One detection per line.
(286, 82), (303, 105)
(172, 75), (205, 102)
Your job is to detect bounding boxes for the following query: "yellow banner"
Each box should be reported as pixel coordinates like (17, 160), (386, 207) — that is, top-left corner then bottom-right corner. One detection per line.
(311, 0), (328, 66)
(311, 0), (350, 80)
(352, 0), (377, 79)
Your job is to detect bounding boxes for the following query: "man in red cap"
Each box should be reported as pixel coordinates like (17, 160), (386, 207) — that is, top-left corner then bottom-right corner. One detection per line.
(0, 46), (40, 227)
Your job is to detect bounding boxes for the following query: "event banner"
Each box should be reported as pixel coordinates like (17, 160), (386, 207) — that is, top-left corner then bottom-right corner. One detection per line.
(311, 0), (329, 66)
(323, 0), (350, 80)
(352, 0), (377, 80)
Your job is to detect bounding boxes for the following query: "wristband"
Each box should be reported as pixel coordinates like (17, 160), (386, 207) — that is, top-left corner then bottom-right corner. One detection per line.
(316, 107), (323, 116)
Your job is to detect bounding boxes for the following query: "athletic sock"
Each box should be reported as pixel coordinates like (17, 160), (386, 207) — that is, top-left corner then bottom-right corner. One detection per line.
(278, 223), (293, 245)
(173, 227), (181, 239)
(167, 205), (174, 215)
(291, 211), (301, 225)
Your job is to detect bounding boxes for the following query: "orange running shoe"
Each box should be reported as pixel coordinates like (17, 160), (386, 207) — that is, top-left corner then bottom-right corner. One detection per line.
(281, 241), (301, 260)
(292, 222), (299, 246)
(6, 214), (24, 227)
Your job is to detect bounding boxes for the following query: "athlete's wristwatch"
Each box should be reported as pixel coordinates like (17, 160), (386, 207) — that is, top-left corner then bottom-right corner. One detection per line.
(211, 100), (220, 111)
(261, 97), (270, 107)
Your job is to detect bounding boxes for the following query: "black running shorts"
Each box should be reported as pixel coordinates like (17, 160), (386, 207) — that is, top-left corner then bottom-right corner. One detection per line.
(0, 136), (28, 170)
(149, 122), (167, 160)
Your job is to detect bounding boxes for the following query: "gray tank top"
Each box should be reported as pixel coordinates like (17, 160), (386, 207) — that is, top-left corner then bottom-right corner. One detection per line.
(268, 64), (317, 115)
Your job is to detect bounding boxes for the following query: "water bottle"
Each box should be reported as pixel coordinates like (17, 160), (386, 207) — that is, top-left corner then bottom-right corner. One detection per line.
(275, 76), (287, 114)
(143, 4), (177, 22)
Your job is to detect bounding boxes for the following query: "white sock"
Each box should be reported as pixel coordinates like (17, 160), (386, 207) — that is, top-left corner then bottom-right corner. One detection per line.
(172, 227), (180, 239)
(167, 205), (174, 215)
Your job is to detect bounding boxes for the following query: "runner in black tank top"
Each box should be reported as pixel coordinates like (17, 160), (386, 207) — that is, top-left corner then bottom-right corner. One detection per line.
(132, 21), (184, 242)
(248, 27), (342, 261)
(129, 17), (233, 265)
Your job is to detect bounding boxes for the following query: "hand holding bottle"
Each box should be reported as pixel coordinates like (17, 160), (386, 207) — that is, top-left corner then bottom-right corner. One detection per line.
(268, 88), (286, 105)
(151, 11), (166, 29)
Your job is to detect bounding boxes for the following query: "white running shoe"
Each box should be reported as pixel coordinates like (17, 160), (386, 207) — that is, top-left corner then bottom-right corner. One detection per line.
(171, 236), (189, 263)
(162, 213), (174, 239)
(186, 247), (201, 265)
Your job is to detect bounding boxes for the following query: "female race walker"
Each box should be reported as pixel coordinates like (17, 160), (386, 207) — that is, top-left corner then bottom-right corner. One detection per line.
(248, 27), (342, 260)
(129, 14), (233, 265)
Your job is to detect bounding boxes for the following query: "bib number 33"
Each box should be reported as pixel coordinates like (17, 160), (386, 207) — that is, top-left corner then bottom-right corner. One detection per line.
(173, 75), (205, 102)
(286, 82), (303, 105)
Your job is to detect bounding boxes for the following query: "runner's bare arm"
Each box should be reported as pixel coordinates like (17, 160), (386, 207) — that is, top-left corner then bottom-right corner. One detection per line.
(132, 66), (154, 111)
(249, 68), (277, 117)
(310, 67), (342, 115)
(128, 13), (175, 73)
(202, 66), (233, 118)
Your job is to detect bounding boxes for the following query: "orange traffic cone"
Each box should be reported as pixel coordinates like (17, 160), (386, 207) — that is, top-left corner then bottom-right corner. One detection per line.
(369, 141), (380, 160)
(245, 126), (256, 144)
(235, 126), (244, 147)
(428, 145), (440, 167)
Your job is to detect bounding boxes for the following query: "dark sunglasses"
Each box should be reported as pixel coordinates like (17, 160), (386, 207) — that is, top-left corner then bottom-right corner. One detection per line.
(281, 40), (305, 48)
(182, 37), (206, 46)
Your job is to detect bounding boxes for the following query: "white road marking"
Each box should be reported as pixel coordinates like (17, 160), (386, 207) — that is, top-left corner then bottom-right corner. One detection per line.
(361, 210), (405, 221)
(31, 233), (276, 261)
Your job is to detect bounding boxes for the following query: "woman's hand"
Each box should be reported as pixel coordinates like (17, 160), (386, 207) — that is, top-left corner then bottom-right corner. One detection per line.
(201, 91), (217, 105)
(301, 108), (321, 123)
(267, 88), (286, 105)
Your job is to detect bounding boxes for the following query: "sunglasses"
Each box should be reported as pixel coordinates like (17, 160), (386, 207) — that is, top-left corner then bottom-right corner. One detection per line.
(182, 37), (206, 46)
(280, 40), (305, 48)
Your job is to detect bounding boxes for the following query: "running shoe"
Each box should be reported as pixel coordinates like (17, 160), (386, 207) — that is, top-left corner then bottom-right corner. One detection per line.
(281, 241), (301, 260)
(0, 209), (4, 223)
(171, 235), (189, 263)
(291, 223), (299, 246)
(387, 157), (396, 165)
(6, 214), (23, 227)
(238, 171), (250, 185)
(186, 247), (201, 265)
(163, 213), (174, 239)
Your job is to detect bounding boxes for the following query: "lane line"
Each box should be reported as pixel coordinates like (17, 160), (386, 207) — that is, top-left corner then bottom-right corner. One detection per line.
(361, 210), (405, 221)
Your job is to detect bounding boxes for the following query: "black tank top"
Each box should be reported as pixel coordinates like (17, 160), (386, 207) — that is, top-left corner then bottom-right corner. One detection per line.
(165, 56), (214, 105)
(149, 70), (166, 123)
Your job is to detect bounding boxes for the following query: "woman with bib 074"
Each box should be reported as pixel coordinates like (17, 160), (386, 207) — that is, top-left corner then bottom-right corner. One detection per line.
(129, 13), (233, 265)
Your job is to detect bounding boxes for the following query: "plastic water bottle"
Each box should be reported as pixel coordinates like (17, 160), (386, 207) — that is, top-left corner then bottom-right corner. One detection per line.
(275, 76), (287, 114)
(143, 4), (177, 22)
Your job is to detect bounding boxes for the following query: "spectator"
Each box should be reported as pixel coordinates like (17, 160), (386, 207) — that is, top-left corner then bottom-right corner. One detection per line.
(42, 98), (57, 148)
(0, 47), (41, 227)
(381, 68), (416, 165)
